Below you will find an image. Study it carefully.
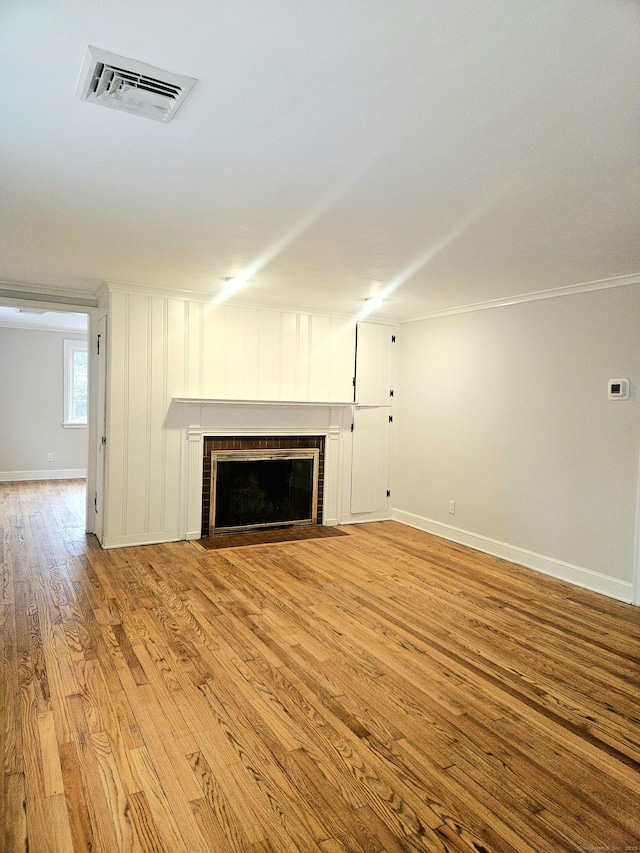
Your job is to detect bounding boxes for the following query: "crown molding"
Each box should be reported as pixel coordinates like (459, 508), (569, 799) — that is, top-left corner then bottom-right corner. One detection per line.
(400, 273), (640, 324)
(103, 279), (398, 325)
(0, 280), (100, 308)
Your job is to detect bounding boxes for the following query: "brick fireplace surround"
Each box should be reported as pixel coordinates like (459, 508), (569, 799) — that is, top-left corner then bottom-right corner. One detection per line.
(201, 435), (325, 537)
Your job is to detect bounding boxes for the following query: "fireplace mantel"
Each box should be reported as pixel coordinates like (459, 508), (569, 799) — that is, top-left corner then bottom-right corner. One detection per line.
(173, 398), (355, 408)
(174, 398), (354, 539)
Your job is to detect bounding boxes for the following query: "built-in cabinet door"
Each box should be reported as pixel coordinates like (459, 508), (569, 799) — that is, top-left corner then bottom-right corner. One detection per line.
(350, 321), (394, 515)
(350, 406), (390, 514)
(351, 321), (395, 515)
(355, 322), (393, 406)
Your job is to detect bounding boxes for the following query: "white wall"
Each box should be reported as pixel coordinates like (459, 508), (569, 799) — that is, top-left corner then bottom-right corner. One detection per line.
(0, 327), (88, 479)
(102, 287), (361, 546)
(394, 285), (640, 602)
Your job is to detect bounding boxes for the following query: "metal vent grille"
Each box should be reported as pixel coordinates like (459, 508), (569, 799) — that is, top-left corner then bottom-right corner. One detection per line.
(77, 47), (196, 123)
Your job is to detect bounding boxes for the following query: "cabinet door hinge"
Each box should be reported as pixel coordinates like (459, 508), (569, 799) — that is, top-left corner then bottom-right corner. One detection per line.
(386, 490), (391, 498)
(388, 415), (393, 423)
(391, 334), (396, 343)
(350, 422), (354, 432)
(390, 389), (394, 397)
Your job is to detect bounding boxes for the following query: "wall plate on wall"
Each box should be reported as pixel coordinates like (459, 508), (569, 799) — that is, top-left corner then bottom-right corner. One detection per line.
(608, 378), (630, 400)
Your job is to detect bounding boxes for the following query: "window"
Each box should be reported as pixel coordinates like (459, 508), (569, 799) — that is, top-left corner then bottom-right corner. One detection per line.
(63, 339), (88, 427)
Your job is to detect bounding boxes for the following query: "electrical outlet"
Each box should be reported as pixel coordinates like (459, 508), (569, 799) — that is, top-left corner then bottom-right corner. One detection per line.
(448, 500), (456, 515)
(47, 453), (54, 462)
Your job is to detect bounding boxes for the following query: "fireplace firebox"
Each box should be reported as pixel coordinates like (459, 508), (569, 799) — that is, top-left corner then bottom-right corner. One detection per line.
(209, 447), (320, 535)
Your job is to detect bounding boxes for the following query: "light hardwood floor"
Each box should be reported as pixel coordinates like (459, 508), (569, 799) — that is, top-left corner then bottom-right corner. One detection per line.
(2, 479), (639, 852)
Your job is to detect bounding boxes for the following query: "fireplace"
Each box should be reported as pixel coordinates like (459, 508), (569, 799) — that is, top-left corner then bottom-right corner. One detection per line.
(201, 435), (325, 537)
(209, 448), (319, 535)
(176, 398), (353, 541)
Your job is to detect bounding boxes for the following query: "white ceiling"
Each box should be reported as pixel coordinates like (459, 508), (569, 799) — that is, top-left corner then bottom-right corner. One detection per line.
(1, 0), (638, 320)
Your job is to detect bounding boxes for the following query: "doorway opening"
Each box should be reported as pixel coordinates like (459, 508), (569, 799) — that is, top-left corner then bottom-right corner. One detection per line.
(0, 297), (97, 536)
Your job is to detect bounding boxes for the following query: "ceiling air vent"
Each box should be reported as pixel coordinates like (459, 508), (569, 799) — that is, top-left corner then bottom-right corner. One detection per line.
(76, 47), (196, 123)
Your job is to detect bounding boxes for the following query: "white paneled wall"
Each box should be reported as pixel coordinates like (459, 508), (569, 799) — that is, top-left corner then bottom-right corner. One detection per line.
(103, 288), (358, 546)
(171, 298), (356, 401)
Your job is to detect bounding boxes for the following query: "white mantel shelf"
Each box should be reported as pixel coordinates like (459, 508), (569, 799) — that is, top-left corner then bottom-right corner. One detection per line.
(174, 398), (355, 407)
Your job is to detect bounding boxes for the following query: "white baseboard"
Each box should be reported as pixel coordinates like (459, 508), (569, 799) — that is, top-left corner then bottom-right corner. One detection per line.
(342, 514), (393, 525)
(100, 531), (182, 549)
(0, 469), (87, 482)
(393, 509), (634, 605)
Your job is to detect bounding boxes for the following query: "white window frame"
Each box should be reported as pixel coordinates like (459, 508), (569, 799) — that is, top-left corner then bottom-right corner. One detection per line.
(63, 338), (88, 428)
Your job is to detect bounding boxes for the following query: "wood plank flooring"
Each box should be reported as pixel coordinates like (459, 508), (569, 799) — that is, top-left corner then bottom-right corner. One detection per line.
(2, 479), (639, 852)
